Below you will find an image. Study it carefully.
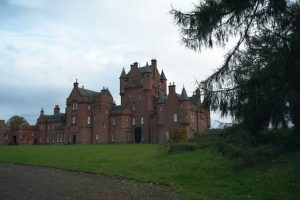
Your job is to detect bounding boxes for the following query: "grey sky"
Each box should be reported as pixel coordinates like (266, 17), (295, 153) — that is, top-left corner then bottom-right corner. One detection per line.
(0, 0), (229, 126)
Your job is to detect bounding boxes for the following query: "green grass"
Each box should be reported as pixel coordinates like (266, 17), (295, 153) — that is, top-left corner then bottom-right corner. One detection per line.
(0, 144), (299, 200)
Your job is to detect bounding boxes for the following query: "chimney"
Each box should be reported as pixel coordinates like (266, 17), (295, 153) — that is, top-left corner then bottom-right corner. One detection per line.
(133, 62), (138, 69)
(74, 79), (78, 88)
(168, 82), (176, 94)
(151, 59), (157, 68)
(54, 105), (60, 115)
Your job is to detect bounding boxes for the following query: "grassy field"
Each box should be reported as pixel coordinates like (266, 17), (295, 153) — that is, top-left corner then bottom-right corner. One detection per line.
(0, 144), (299, 200)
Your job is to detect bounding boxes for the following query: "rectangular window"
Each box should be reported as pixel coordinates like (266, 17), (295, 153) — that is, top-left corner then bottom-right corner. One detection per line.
(87, 116), (91, 125)
(132, 104), (135, 111)
(113, 117), (116, 126)
(46, 137), (49, 143)
(112, 132), (116, 141)
(141, 117), (144, 125)
(96, 134), (99, 141)
(174, 113), (178, 122)
(102, 122), (105, 128)
(88, 105), (91, 110)
(166, 131), (170, 140)
(4, 134), (8, 140)
(53, 124), (55, 129)
(72, 116), (76, 124)
(159, 105), (162, 112)
(57, 134), (59, 142)
(132, 118), (135, 125)
(39, 137), (42, 143)
(48, 124), (50, 130)
(191, 114), (195, 122)
(72, 102), (78, 110)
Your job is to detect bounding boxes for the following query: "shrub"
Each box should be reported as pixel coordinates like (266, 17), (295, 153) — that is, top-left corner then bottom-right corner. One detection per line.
(167, 143), (196, 153)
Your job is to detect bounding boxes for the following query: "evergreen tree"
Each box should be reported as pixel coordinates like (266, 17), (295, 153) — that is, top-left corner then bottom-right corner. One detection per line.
(171, 0), (300, 134)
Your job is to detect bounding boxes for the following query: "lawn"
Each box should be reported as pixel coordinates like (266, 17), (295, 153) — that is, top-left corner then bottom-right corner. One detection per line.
(0, 144), (299, 200)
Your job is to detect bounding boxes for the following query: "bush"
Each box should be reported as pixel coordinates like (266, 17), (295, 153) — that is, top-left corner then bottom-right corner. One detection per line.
(167, 143), (196, 153)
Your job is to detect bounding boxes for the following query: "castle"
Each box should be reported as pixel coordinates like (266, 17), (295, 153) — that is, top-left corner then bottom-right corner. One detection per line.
(1, 59), (210, 145)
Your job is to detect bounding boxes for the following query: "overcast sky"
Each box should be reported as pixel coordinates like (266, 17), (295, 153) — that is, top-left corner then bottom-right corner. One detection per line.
(0, 0), (230, 126)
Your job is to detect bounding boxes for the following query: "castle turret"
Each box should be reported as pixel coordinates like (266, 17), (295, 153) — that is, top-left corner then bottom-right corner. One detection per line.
(160, 70), (167, 95)
(119, 68), (127, 96)
(179, 87), (191, 125)
(143, 62), (153, 90)
(40, 108), (44, 116)
(179, 87), (189, 101)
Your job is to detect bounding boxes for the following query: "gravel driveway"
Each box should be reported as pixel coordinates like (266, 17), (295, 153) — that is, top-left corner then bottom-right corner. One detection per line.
(0, 163), (184, 200)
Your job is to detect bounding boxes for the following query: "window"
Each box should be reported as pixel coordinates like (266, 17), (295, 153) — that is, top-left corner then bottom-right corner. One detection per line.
(159, 105), (162, 112)
(40, 124), (43, 130)
(191, 114), (195, 122)
(53, 124), (55, 129)
(112, 132), (116, 141)
(46, 137), (49, 143)
(61, 134), (63, 142)
(87, 116), (91, 125)
(102, 122), (105, 128)
(166, 131), (170, 140)
(132, 104), (135, 111)
(72, 116), (76, 124)
(96, 134), (99, 141)
(138, 95), (142, 100)
(88, 105), (91, 110)
(39, 137), (42, 143)
(141, 117), (144, 125)
(52, 137), (54, 143)
(22, 135), (26, 143)
(57, 134), (59, 142)
(72, 102), (78, 110)
(132, 118), (135, 125)
(174, 113), (178, 122)
(48, 124), (50, 130)
(113, 117), (116, 126)
(4, 133), (8, 140)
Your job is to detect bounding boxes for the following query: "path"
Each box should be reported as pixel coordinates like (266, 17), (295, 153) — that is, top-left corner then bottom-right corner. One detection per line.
(0, 163), (184, 200)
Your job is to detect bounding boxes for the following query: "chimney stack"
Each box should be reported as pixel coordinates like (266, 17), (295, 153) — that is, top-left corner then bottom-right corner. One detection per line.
(54, 105), (60, 115)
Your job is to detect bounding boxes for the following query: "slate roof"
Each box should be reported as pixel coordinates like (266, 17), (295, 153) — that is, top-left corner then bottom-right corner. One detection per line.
(120, 68), (127, 78)
(160, 70), (167, 80)
(179, 87), (189, 101)
(111, 105), (122, 114)
(139, 65), (153, 73)
(78, 88), (102, 98)
(157, 90), (166, 104)
(43, 113), (66, 122)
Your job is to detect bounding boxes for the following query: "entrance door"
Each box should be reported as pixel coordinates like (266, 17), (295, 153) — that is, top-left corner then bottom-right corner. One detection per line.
(72, 135), (76, 144)
(13, 136), (17, 145)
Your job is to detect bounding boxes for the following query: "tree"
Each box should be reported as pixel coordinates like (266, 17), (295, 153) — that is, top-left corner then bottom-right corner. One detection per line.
(171, 0), (300, 134)
(6, 115), (29, 127)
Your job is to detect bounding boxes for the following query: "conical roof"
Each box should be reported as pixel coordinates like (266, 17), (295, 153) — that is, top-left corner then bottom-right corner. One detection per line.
(179, 87), (189, 101)
(157, 90), (166, 104)
(160, 70), (167, 80)
(120, 68), (127, 78)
